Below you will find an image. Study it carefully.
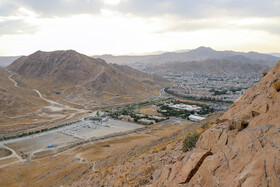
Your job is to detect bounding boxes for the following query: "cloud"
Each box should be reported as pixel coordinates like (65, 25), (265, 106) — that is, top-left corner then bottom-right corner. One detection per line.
(2, 0), (280, 19)
(114, 0), (280, 18)
(0, 1), (19, 16)
(153, 16), (280, 36)
(0, 0), (279, 55)
(2, 0), (103, 17)
(0, 19), (40, 36)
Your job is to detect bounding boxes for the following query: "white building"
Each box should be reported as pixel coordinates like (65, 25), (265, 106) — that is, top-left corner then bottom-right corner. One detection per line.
(188, 115), (205, 122)
(167, 103), (202, 112)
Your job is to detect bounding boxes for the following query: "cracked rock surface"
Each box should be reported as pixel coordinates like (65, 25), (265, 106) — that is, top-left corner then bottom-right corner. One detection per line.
(153, 61), (280, 187)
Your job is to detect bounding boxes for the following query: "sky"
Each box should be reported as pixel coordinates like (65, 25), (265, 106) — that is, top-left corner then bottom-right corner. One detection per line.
(0, 0), (280, 56)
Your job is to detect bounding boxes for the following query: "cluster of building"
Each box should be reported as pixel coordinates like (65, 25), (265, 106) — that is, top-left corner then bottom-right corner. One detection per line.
(160, 72), (261, 102)
(165, 102), (202, 112)
(118, 114), (167, 125)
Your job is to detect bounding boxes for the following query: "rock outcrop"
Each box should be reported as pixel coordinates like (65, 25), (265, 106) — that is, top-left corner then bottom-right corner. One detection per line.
(153, 61), (280, 187)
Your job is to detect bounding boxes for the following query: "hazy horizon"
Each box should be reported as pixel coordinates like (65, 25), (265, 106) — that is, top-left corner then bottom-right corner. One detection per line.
(1, 0), (280, 56)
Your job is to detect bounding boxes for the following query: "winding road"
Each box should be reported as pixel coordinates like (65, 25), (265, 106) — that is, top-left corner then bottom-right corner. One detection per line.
(8, 73), (19, 88)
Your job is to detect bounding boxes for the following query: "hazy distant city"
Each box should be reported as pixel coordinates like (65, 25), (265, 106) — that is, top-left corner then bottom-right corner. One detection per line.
(158, 71), (261, 102)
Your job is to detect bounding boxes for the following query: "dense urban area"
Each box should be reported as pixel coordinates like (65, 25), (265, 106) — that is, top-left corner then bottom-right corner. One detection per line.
(158, 72), (261, 102)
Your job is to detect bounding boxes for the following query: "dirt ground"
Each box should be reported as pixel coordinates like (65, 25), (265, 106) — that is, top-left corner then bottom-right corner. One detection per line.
(139, 106), (162, 116)
(0, 121), (191, 187)
(0, 148), (12, 158)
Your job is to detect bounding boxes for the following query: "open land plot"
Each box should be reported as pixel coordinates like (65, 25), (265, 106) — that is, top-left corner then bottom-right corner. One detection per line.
(60, 119), (143, 140)
(0, 157), (19, 166)
(139, 105), (162, 116)
(6, 132), (79, 156)
(4, 119), (143, 158)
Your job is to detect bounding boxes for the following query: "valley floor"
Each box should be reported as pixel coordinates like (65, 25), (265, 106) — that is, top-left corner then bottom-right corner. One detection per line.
(0, 116), (205, 186)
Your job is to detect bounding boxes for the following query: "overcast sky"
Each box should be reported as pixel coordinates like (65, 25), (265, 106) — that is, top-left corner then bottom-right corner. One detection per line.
(0, 0), (280, 56)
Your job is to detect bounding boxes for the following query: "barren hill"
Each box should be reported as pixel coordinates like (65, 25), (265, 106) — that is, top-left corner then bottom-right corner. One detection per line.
(0, 68), (48, 136)
(0, 50), (170, 137)
(8, 50), (170, 108)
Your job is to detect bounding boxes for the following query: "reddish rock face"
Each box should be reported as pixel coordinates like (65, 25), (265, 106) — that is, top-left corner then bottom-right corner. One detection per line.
(153, 62), (280, 187)
(221, 61), (280, 127)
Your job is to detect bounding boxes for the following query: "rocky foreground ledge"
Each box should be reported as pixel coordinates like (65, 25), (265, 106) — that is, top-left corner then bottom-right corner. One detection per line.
(153, 62), (280, 186)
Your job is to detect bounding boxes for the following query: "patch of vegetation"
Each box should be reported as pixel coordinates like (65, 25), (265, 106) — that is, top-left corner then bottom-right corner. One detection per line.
(0, 148), (12, 157)
(107, 98), (169, 125)
(0, 120), (81, 142)
(209, 89), (227, 95)
(90, 117), (102, 121)
(201, 123), (209, 130)
(182, 132), (200, 152)
(165, 87), (233, 104)
(158, 105), (190, 119)
(229, 88), (242, 93)
(201, 121), (214, 130)
(157, 100), (214, 117)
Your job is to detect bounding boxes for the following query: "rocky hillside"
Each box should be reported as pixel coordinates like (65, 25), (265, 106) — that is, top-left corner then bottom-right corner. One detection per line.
(0, 68), (48, 136)
(153, 61), (280, 186)
(7, 50), (170, 108)
(8, 50), (107, 84)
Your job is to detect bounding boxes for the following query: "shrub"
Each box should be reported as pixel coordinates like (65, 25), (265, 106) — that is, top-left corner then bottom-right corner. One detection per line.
(90, 117), (102, 121)
(201, 123), (209, 129)
(182, 132), (200, 152)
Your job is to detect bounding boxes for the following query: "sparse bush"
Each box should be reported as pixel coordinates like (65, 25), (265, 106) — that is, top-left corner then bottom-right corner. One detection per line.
(160, 146), (166, 151)
(182, 132), (200, 152)
(201, 123), (209, 129)
(0, 148), (12, 157)
(90, 117), (102, 121)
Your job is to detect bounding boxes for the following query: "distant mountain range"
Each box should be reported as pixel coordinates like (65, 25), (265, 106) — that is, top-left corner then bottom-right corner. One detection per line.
(94, 47), (280, 67)
(148, 59), (271, 74)
(94, 47), (279, 74)
(269, 53), (280, 57)
(0, 56), (20, 67)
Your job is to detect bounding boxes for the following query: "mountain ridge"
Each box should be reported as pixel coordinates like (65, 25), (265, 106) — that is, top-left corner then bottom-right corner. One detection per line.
(7, 50), (170, 108)
(2, 50), (170, 137)
(93, 46), (280, 67)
